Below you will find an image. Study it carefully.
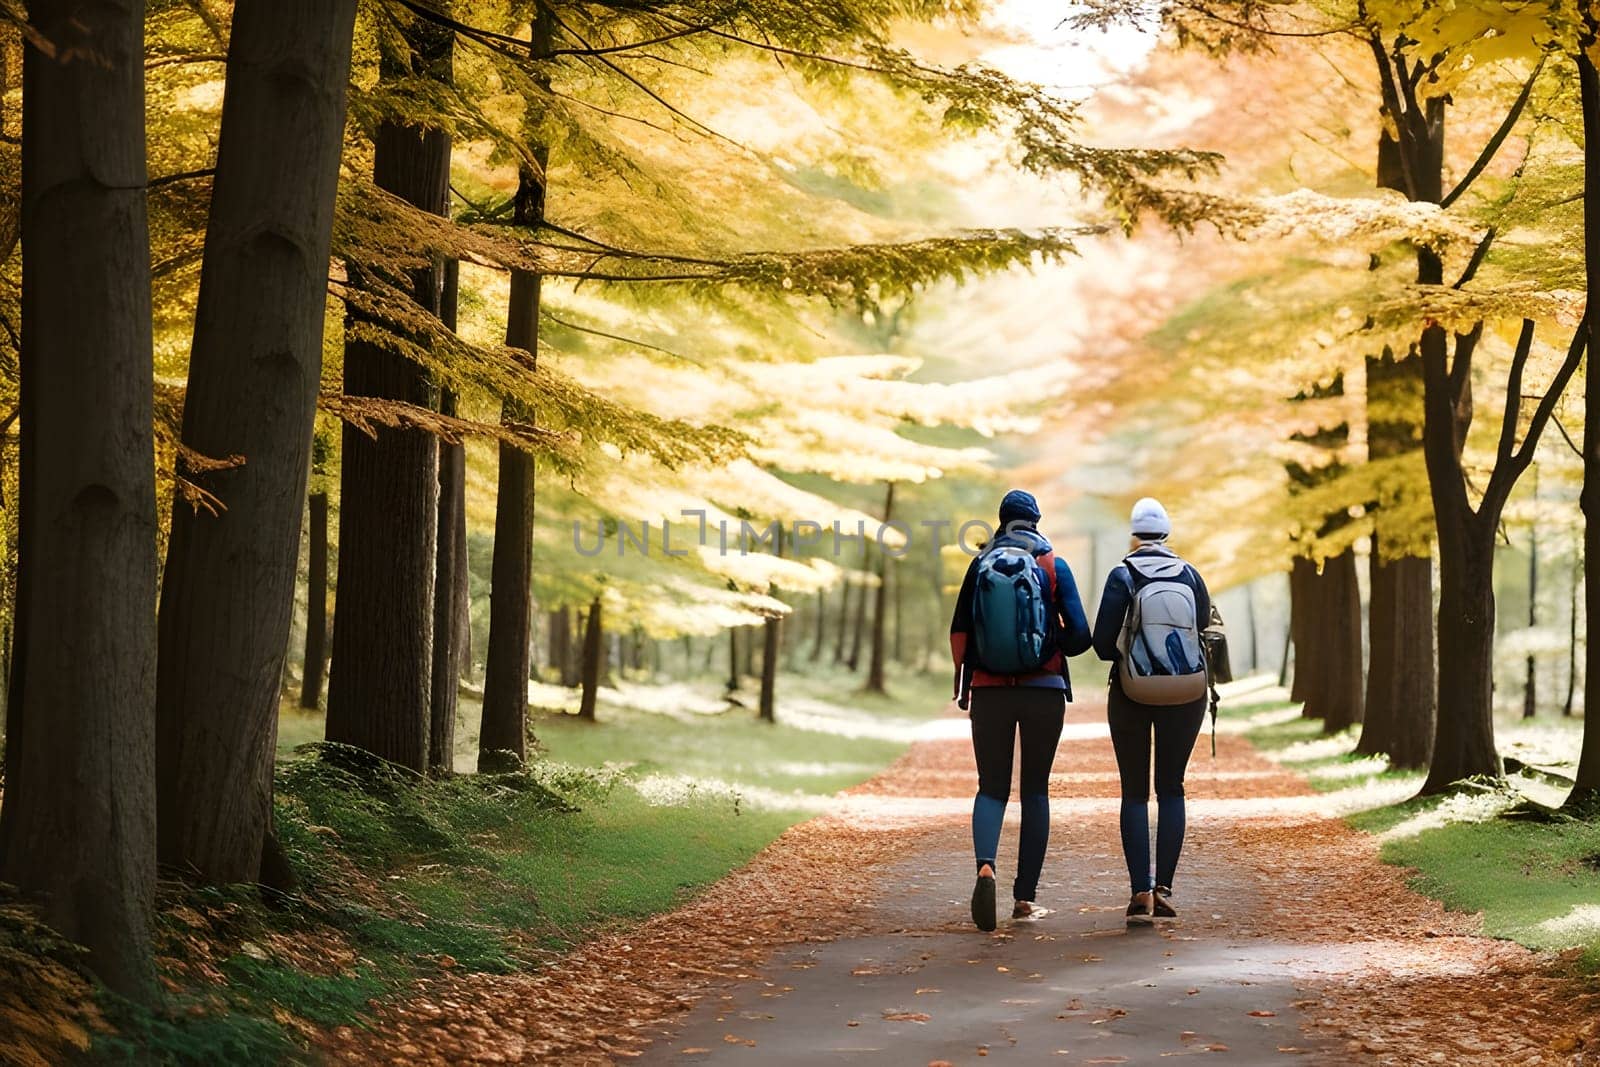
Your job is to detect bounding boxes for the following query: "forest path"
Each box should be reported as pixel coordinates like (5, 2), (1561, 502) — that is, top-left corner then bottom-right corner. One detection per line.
(325, 692), (1592, 1065)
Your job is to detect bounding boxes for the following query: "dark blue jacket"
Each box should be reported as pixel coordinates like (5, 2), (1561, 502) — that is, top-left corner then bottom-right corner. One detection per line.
(950, 526), (1092, 700)
(1093, 544), (1210, 680)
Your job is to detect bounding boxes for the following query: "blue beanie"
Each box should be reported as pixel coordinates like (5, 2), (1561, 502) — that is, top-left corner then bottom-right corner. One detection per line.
(998, 488), (1041, 525)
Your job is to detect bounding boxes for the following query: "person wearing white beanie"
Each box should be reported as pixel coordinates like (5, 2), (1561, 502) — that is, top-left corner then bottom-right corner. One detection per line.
(1091, 496), (1212, 925)
(1130, 497), (1171, 544)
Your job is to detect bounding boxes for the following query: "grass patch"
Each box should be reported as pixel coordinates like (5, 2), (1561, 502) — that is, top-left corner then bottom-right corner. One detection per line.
(1380, 815), (1600, 970)
(73, 665), (944, 1061)
(1233, 691), (1600, 972)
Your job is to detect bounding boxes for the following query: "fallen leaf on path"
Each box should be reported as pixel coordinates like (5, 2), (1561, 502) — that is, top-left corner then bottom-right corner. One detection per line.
(915, 988), (941, 994)
(1248, 1010), (1277, 1018)
(884, 1012), (931, 1022)
(723, 1034), (755, 1046)
(680, 1049), (709, 1055)
(1205, 1044), (1229, 1052)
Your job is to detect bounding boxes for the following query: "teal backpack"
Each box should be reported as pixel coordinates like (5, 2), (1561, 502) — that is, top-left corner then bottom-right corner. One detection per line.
(971, 533), (1057, 674)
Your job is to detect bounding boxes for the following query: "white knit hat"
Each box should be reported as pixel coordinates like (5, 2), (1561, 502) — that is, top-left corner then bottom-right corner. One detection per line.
(1130, 497), (1171, 541)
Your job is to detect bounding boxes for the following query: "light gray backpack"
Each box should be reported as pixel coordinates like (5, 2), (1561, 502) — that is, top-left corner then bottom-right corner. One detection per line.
(1117, 550), (1208, 706)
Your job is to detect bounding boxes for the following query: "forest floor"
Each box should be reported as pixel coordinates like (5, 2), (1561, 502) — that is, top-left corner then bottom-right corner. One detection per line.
(319, 683), (1600, 1066)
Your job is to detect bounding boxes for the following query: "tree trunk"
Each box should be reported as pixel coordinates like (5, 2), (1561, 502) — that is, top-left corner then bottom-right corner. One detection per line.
(1566, 547), (1580, 719)
(1384, 555), (1436, 768)
(727, 627), (741, 693)
(847, 539), (870, 671)
(430, 260), (466, 777)
(155, 0), (358, 882)
(1301, 549), (1364, 732)
(301, 491), (330, 709)
(1523, 513), (1538, 720)
(577, 597), (602, 721)
(1419, 304), (1503, 792)
(1359, 121), (1438, 762)
(1357, 541), (1397, 757)
(892, 547), (904, 664)
(325, 19), (452, 772)
(759, 616), (780, 722)
(759, 530), (785, 721)
(0, 0), (158, 1000)
(1422, 521), (1500, 793)
(548, 607), (570, 685)
(1572, 45), (1600, 808)
(809, 589), (825, 661)
(1289, 555), (1316, 707)
(833, 574), (851, 664)
(865, 482), (895, 693)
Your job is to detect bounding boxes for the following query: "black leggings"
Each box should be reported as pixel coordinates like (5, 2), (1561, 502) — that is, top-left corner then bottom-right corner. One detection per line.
(970, 686), (1065, 902)
(1107, 680), (1205, 892)
(1106, 682), (1205, 802)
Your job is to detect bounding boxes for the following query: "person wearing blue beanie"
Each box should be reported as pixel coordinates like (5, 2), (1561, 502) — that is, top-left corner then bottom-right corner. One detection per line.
(949, 489), (1091, 931)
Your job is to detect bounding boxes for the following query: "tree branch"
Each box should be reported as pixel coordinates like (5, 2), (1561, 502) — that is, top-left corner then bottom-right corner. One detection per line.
(1483, 313), (1589, 520)
(1454, 226), (1498, 289)
(1450, 321), (1483, 409)
(1370, 36), (1419, 200)
(149, 167), (216, 190)
(1441, 56), (1546, 209)
(1495, 318), (1537, 465)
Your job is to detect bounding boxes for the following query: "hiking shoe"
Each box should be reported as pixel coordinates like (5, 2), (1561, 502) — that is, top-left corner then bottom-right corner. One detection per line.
(1125, 891), (1153, 925)
(1012, 900), (1035, 920)
(971, 873), (997, 932)
(1153, 886), (1177, 919)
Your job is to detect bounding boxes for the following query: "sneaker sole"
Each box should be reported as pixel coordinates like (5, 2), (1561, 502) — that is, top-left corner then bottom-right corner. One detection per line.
(971, 876), (996, 932)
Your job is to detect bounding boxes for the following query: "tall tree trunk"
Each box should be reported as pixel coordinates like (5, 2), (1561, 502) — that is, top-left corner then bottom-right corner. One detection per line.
(1566, 547), (1580, 719)
(326, 18), (452, 772)
(1572, 43), (1600, 808)
(1301, 549), (1364, 732)
(548, 607), (569, 684)
(1288, 556), (1312, 703)
(430, 262), (466, 776)
(847, 539), (870, 672)
(0, 0), (159, 1000)
(1385, 555), (1436, 768)
(481, 13), (550, 773)
(809, 589), (825, 661)
(155, 0), (358, 883)
(577, 596), (602, 721)
(1523, 511), (1538, 720)
(301, 491), (330, 709)
(832, 576), (851, 664)
(1422, 517), (1500, 793)
(1243, 580), (1258, 671)
(1357, 539), (1397, 756)
(727, 627), (741, 693)
(865, 482), (895, 693)
(1359, 120), (1439, 764)
(759, 617), (780, 722)
(892, 547), (904, 664)
(1289, 556), (1315, 707)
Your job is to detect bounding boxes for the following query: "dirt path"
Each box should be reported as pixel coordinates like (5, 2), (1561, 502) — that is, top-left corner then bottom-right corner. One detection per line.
(325, 697), (1597, 1065)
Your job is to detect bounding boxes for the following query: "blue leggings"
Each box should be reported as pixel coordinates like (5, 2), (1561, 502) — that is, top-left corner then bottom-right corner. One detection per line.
(970, 687), (1065, 902)
(1107, 681), (1205, 893)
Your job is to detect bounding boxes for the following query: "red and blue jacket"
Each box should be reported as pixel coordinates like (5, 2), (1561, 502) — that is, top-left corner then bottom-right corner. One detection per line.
(949, 526), (1092, 704)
